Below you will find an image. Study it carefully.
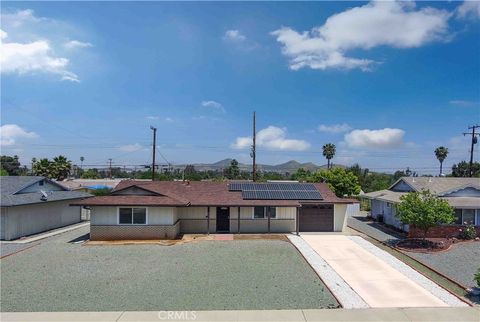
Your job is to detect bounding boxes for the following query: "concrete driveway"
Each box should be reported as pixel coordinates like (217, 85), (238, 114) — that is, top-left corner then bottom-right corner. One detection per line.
(301, 235), (449, 308)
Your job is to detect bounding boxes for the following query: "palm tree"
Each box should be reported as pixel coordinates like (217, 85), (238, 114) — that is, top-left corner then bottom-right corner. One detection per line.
(434, 146), (449, 176)
(53, 155), (72, 180)
(80, 156), (85, 169)
(322, 143), (336, 169)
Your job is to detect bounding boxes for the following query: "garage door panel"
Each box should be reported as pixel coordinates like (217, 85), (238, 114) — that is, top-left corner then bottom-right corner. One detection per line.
(299, 205), (333, 232)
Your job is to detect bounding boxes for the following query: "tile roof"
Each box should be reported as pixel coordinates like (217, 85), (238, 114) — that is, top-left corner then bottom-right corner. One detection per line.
(1, 176), (92, 207)
(73, 180), (357, 207)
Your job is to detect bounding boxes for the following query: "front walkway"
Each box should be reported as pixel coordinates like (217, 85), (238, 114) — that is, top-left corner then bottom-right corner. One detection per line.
(2, 307), (479, 322)
(299, 235), (467, 308)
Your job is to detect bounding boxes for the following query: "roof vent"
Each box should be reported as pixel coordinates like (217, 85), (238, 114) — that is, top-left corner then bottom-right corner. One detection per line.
(40, 190), (48, 201)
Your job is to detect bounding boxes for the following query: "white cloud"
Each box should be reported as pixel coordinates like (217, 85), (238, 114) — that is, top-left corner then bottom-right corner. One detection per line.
(64, 40), (92, 49)
(344, 128), (405, 149)
(318, 123), (352, 134)
(118, 143), (144, 152)
(1, 39), (79, 82)
(146, 116), (159, 120)
(0, 124), (38, 146)
(0, 9), (85, 82)
(201, 100), (225, 113)
(231, 126), (311, 151)
(223, 30), (246, 42)
(271, 1), (450, 71)
(165, 117), (174, 123)
(449, 99), (477, 107)
(456, 1), (480, 19)
(1, 9), (43, 28)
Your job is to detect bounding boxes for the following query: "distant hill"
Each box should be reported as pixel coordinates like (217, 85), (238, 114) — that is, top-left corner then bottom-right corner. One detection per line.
(173, 159), (345, 174)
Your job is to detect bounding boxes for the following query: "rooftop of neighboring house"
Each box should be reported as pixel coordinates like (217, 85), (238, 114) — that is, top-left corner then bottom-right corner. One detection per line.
(395, 177), (480, 195)
(363, 177), (480, 207)
(72, 180), (358, 207)
(56, 178), (151, 191)
(1, 176), (92, 207)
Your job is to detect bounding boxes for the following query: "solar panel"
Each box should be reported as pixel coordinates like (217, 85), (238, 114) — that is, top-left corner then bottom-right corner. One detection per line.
(242, 189), (322, 200)
(231, 181), (323, 200)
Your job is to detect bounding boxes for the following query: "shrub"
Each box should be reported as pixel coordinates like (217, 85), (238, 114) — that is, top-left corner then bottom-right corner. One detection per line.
(459, 223), (477, 240)
(475, 268), (480, 288)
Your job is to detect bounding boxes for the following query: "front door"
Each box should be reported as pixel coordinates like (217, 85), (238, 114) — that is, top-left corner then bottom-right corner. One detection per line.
(216, 207), (230, 232)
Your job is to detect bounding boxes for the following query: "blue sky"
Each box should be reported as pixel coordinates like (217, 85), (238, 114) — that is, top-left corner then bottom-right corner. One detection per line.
(1, 1), (479, 173)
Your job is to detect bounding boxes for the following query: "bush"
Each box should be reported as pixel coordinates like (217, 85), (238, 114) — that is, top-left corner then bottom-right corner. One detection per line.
(459, 223), (477, 240)
(475, 268), (480, 288)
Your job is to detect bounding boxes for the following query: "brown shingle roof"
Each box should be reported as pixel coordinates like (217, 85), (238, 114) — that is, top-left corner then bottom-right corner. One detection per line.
(72, 180), (358, 207)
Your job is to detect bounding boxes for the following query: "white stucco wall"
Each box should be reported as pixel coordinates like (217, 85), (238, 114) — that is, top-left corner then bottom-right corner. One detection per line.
(90, 206), (176, 225)
(333, 204), (348, 232)
(1, 200), (82, 241)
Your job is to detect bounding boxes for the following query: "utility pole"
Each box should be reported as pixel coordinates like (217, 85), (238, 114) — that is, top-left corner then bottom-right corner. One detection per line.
(150, 126), (157, 181)
(463, 124), (480, 177)
(250, 111), (257, 181)
(108, 158), (113, 179)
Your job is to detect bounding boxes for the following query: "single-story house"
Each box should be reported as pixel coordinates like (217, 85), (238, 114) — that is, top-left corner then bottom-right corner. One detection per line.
(72, 180), (358, 240)
(1, 176), (91, 240)
(363, 177), (480, 231)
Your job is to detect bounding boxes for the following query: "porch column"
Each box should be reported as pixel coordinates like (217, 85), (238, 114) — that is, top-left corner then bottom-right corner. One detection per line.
(267, 206), (271, 233)
(207, 207), (210, 235)
(296, 207), (299, 235)
(237, 206), (241, 234)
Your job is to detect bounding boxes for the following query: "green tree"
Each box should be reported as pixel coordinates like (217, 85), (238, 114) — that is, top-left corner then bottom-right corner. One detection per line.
(396, 190), (455, 241)
(32, 158), (54, 178)
(0, 166), (8, 176)
(224, 159), (240, 180)
(322, 143), (336, 169)
(82, 168), (101, 179)
(434, 146), (449, 176)
(451, 161), (480, 177)
(309, 167), (361, 197)
(53, 155), (72, 180)
(291, 168), (311, 182)
(0, 155), (21, 175)
(32, 156), (72, 180)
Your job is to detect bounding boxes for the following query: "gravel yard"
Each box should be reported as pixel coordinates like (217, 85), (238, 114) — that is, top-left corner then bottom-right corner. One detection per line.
(0, 243), (39, 258)
(0, 226), (338, 312)
(405, 242), (480, 289)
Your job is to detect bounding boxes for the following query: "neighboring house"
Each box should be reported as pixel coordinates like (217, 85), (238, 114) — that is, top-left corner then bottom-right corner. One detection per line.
(363, 177), (480, 231)
(72, 180), (358, 240)
(1, 176), (91, 241)
(57, 179), (150, 192)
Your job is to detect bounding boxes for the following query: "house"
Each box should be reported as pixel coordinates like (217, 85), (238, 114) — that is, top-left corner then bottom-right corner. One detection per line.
(363, 177), (480, 231)
(1, 176), (91, 240)
(72, 180), (358, 240)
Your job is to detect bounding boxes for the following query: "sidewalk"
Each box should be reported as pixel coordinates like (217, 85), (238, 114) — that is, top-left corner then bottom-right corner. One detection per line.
(2, 307), (479, 322)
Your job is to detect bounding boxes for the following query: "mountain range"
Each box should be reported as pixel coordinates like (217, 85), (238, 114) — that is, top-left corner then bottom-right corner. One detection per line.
(173, 159), (344, 174)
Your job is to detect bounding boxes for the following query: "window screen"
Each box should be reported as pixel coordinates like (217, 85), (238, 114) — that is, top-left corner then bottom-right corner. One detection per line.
(254, 206), (265, 219)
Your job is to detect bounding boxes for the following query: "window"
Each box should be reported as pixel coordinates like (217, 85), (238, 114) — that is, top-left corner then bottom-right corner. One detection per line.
(254, 206), (265, 219)
(476, 210), (480, 226)
(253, 207), (276, 219)
(267, 207), (276, 219)
(39, 180), (44, 186)
(454, 209), (462, 225)
(386, 202), (392, 208)
(462, 209), (475, 225)
(118, 207), (147, 225)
